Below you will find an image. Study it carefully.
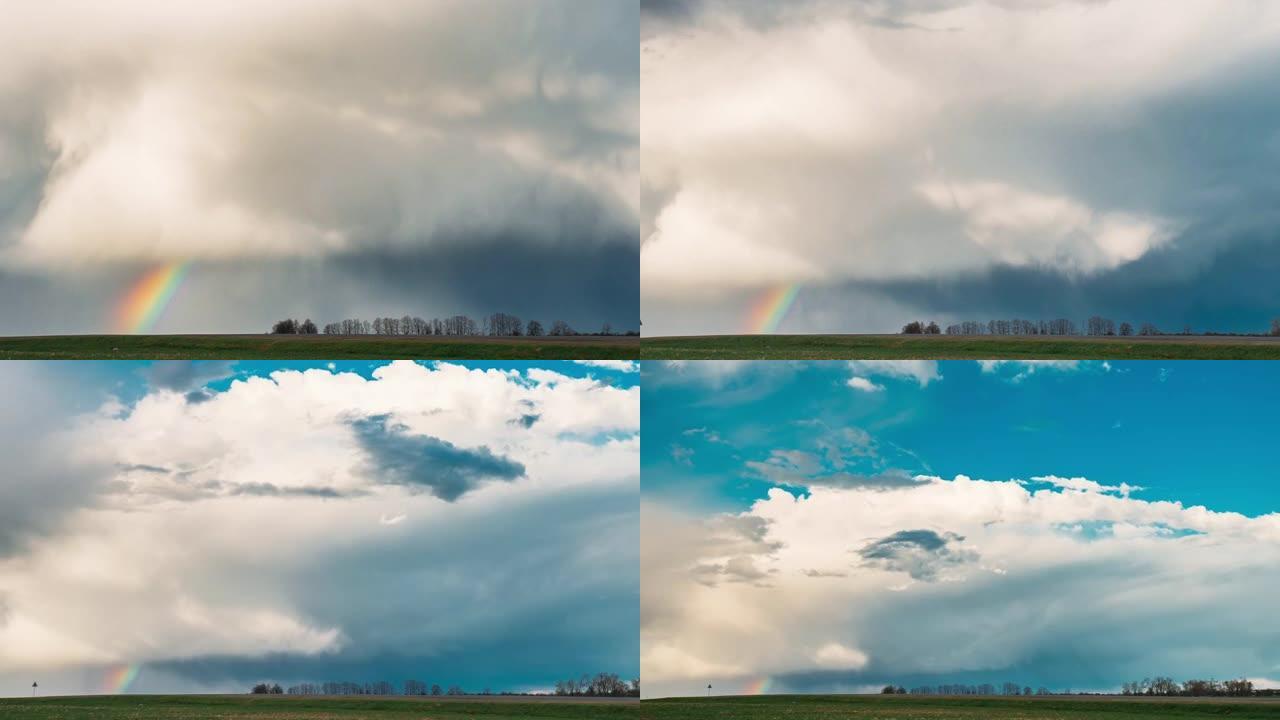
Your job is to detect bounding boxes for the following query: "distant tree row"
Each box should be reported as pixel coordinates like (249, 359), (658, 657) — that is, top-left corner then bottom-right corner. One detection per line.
(250, 672), (637, 697)
(902, 317), (1280, 337)
(272, 313), (635, 338)
(1121, 676), (1276, 697)
(879, 676), (1279, 698)
(889, 683), (1048, 696)
(552, 672), (639, 697)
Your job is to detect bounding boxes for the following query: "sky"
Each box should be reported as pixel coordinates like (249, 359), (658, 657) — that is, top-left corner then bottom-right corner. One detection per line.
(641, 0), (1280, 335)
(0, 360), (639, 697)
(642, 360), (1280, 697)
(0, 1), (638, 335)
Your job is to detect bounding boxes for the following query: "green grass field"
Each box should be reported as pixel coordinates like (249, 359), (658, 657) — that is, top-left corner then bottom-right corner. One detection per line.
(641, 334), (1280, 360)
(0, 334), (638, 360)
(639, 695), (1280, 719)
(0, 695), (639, 719)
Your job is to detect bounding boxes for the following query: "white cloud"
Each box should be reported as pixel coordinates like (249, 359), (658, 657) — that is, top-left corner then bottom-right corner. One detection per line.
(916, 180), (1172, 274)
(813, 642), (869, 670)
(574, 360), (640, 373)
(1029, 475), (1143, 499)
(846, 377), (884, 393)
(978, 360), (1089, 382)
(847, 360), (940, 387)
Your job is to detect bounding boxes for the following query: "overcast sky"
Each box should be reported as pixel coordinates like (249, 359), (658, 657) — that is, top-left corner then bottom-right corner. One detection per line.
(642, 360), (1280, 697)
(641, 0), (1280, 335)
(0, 1), (637, 334)
(0, 360), (638, 697)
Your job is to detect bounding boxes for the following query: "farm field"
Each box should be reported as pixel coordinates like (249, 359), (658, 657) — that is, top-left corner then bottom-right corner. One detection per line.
(640, 334), (1280, 360)
(638, 694), (1280, 719)
(0, 694), (640, 719)
(0, 334), (638, 360)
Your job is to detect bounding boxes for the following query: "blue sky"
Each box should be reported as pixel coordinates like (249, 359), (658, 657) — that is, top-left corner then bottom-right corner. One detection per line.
(644, 361), (1278, 516)
(0, 360), (637, 697)
(641, 360), (1280, 698)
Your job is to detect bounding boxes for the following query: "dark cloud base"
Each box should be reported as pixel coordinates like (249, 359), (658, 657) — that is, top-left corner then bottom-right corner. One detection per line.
(864, 233), (1280, 334)
(151, 487), (639, 692)
(0, 237), (638, 335)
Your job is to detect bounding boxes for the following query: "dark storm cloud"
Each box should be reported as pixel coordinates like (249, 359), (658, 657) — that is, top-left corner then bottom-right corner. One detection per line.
(0, 365), (110, 558)
(858, 529), (976, 581)
(0, 236), (638, 335)
(863, 232), (1280, 334)
(150, 484), (638, 692)
(145, 362), (236, 392)
(772, 555), (1280, 694)
(351, 415), (525, 502)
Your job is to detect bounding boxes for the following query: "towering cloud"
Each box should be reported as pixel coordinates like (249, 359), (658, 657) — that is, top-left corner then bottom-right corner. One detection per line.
(0, 361), (639, 695)
(0, 1), (638, 333)
(641, 0), (1280, 334)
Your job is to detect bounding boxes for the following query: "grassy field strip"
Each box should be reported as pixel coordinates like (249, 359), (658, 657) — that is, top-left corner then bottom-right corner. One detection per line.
(0, 335), (638, 360)
(637, 695), (1280, 719)
(0, 695), (640, 719)
(640, 335), (1280, 360)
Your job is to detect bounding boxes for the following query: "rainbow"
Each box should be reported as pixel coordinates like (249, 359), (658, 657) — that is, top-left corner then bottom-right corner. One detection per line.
(742, 677), (773, 695)
(115, 261), (190, 334)
(103, 664), (141, 694)
(745, 284), (798, 334)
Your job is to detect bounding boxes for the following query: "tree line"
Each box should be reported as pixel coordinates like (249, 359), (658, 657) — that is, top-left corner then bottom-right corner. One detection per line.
(1120, 676), (1277, 697)
(552, 672), (638, 697)
(880, 676), (1279, 697)
(902, 317), (1280, 337)
(883, 683), (1051, 696)
(249, 672), (638, 698)
(271, 313), (635, 338)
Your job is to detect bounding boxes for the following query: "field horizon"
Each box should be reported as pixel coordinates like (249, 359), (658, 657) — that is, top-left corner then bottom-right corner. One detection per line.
(0, 334), (639, 360)
(640, 333), (1280, 360)
(639, 693), (1280, 719)
(0, 694), (639, 719)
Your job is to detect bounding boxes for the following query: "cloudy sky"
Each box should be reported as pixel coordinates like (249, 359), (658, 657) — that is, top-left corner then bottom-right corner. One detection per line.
(0, 1), (637, 334)
(641, 0), (1280, 335)
(0, 360), (638, 697)
(642, 360), (1280, 697)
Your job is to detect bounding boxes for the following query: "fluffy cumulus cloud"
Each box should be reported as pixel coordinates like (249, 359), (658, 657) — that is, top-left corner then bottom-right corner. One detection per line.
(847, 360), (940, 388)
(0, 1), (638, 333)
(643, 476), (1280, 697)
(0, 361), (638, 695)
(641, 0), (1280, 334)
